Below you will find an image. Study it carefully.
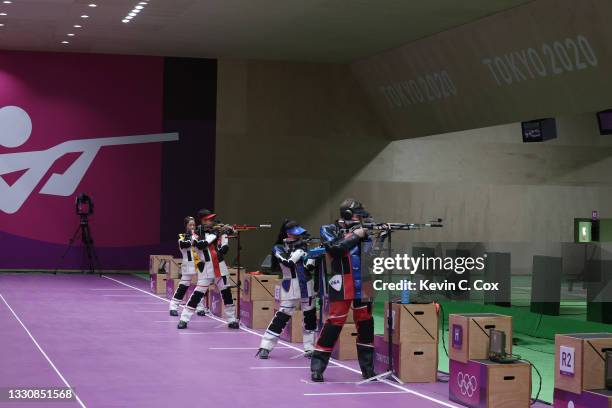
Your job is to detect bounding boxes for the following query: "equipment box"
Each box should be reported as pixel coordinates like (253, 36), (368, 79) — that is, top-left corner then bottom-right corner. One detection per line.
(449, 359), (531, 408)
(210, 286), (238, 318)
(331, 323), (358, 360)
(239, 299), (274, 329)
(554, 333), (612, 394)
(166, 278), (198, 300)
(149, 255), (174, 275)
(449, 313), (512, 363)
(150, 274), (167, 295)
(170, 258), (182, 278)
(384, 302), (438, 344)
(226, 268), (239, 287)
(242, 274), (277, 301)
(274, 307), (303, 343)
(166, 278), (180, 299)
(373, 334), (437, 382)
(554, 388), (612, 408)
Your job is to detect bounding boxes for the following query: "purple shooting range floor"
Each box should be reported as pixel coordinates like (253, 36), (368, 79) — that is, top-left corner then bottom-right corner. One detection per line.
(0, 274), (549, 408)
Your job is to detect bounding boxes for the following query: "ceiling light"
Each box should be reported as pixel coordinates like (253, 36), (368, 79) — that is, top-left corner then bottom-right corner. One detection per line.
(67, 33), (75, 36)
(3, 1), (12, 4)
(0, 12), (7, 16)
(88, 3), (97, 7)
(61, 41), (69, 44)
(81, 15), (89, 18)
(74, 24), (82, 28)
(121, 1), (149, 23)
(0, 23), (4, 27)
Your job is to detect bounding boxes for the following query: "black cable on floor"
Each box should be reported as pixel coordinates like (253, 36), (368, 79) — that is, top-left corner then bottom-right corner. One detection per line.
(519, 357), (542, 406)
(436, 302), (450, 382)
(439, 303), (449, 358)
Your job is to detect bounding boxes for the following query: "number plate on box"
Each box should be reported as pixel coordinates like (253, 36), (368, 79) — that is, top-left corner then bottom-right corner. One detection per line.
(452, 324), (463, 349)
(559, 346), (575, 376)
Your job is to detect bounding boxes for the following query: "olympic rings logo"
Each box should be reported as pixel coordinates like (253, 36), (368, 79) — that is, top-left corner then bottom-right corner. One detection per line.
(457, 372), (478, 397)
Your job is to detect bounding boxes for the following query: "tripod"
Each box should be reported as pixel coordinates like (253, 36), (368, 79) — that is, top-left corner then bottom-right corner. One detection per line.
(54, 214), (101, 275)
(359, 229), (403, 384)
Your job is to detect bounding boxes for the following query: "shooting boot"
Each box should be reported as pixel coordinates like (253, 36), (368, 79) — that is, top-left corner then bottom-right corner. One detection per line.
(357, 344), (376, 379)
(310, 350), (330, 382)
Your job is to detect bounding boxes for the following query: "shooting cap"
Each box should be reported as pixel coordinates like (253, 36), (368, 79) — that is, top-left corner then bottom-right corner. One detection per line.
(340, 198), (368, 220)
(197, 208), (216, 221)
(284, 220), (307, 236)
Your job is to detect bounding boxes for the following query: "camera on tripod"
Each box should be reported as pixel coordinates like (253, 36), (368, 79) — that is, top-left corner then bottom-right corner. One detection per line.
(76, 193), (94, 217)
(54, 192), (100, 275)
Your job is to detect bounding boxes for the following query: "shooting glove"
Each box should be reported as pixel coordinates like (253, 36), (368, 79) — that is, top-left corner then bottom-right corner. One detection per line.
(304, 258), (316, 271)
(289, 249), (306, 264)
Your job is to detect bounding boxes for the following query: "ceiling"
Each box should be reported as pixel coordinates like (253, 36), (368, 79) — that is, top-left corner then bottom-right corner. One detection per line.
(0, 0), (534, 62)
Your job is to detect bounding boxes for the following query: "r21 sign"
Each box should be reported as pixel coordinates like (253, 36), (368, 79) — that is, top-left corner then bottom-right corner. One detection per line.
(559, 346), (575, 377)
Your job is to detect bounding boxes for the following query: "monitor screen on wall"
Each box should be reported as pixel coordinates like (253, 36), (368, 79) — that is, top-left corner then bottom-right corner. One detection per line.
(521, 118), (557, 142)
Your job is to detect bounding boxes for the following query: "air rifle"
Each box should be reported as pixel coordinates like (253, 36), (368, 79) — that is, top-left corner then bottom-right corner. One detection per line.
(209, 223), (272, 235)
(339, 219), (443, 233)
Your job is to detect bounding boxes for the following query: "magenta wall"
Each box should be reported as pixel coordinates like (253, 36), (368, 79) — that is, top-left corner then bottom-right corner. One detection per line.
(0, 51), (168, 270)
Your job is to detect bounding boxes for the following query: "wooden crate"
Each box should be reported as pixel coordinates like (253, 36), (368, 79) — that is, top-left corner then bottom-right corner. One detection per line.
(150, 274), (167, 295)
(239, 299), (274, 328)
(554, 333), (612, 394)
(554, 388), (612, 408)
(331, 323), (358, 360)
(149, 255), (173, 275)
(242, 274), (278, 301)
(449, 313), (512, 363)
(449, 359), (531, 408)
(373, 334), (438, 382)
(277, 308), (303, 343)
(209, 287), (238, 318)
(384, 302), (438, 344)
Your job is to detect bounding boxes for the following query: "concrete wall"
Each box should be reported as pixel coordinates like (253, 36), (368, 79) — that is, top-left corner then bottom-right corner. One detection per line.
(340, 112), (612, 276)
(215, 58), (612, 272)
(215, 59), (389, 267)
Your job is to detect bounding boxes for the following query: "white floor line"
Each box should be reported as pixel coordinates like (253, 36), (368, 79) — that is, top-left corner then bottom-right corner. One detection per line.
(305, 391), (406, 396)
(88, 288), (134, 291)
(209, 346), (291, 350)
(134, 310), (170, 312)
(154, 320), (218, 323)
(103, 295), (152, 297)
(0, 294), (87, 408)
(178, 331), (246, 335)
(300, 379), (360, 385)
(101, 275), (461, 408)
(249, 366), (342, 370)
